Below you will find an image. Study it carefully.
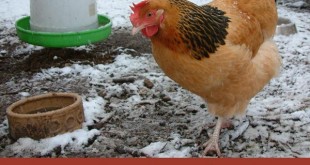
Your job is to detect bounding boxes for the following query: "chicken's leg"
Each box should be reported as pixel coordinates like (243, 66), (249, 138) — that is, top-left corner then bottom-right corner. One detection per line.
(203, 117), (223, 156)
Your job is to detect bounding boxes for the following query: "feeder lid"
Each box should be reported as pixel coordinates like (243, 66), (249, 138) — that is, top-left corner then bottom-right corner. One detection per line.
(15, 15), (112, 48)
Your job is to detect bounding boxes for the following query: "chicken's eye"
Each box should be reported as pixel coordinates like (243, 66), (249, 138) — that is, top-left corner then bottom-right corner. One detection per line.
(146, 12), (153, 17)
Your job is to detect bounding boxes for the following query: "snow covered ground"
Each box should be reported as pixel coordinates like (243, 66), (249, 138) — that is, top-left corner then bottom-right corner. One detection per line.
(0, 0), (309, 158)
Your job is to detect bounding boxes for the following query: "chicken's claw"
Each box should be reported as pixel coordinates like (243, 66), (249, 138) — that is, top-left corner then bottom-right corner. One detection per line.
(202, 117), (224, 157)
(203, 136), (221, 157)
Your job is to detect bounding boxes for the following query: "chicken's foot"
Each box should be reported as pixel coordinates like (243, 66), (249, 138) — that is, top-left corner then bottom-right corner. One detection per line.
(203, 117), (223, 157)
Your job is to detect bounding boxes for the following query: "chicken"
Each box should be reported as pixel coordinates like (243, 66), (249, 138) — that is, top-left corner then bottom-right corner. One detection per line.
(130, 0), (281, 156)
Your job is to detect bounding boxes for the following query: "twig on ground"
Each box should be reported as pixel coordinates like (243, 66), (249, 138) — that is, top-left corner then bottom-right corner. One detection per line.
(92, 111), (116, 130)
(279, 141), (303, 158)
(0, 87), (29, 96)
(112, 77), (136, 84)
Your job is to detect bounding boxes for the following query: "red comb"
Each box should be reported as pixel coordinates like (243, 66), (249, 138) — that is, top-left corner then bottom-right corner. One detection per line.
(130, 0), (148, 13)
(130, 0), (149, 25)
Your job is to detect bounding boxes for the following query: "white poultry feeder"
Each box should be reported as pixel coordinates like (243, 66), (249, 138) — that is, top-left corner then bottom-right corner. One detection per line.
(15, 0), (112, 48)
(276, 17), (297, 36)
(30, 0), (98, 32)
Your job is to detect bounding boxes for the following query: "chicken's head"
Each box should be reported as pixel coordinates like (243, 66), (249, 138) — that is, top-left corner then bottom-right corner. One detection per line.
(130, 0), (164, 37)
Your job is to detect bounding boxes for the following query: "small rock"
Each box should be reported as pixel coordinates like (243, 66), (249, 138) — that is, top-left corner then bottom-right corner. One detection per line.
(98, 90), (107, 98)
(161, 95), (171, 102)
(143, 78), (154, 89)
(138, 87), (149, 95)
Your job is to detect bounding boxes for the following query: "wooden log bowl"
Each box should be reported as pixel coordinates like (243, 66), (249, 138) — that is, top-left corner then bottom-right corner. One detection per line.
(6, 93), (85, 140)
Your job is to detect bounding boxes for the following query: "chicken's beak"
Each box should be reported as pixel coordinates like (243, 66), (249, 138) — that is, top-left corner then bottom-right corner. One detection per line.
(131, 24), (146, 35)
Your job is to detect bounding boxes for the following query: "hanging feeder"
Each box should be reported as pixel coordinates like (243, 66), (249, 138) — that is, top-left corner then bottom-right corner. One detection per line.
(15, 0), (112, 48)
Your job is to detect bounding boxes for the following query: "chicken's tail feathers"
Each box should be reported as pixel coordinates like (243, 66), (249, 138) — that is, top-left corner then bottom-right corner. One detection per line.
(252, 39), (282, 80)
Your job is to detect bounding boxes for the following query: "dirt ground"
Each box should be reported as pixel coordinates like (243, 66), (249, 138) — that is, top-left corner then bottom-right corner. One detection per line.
(0, 29), (150, 113)
(0, 28), (215, 157)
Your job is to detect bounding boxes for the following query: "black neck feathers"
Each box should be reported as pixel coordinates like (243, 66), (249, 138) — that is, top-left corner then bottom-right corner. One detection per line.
(171, 1), (230, 59)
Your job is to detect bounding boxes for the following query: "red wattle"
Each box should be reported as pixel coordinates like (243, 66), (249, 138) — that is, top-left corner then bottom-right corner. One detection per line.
(142, 25), (159, 37)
